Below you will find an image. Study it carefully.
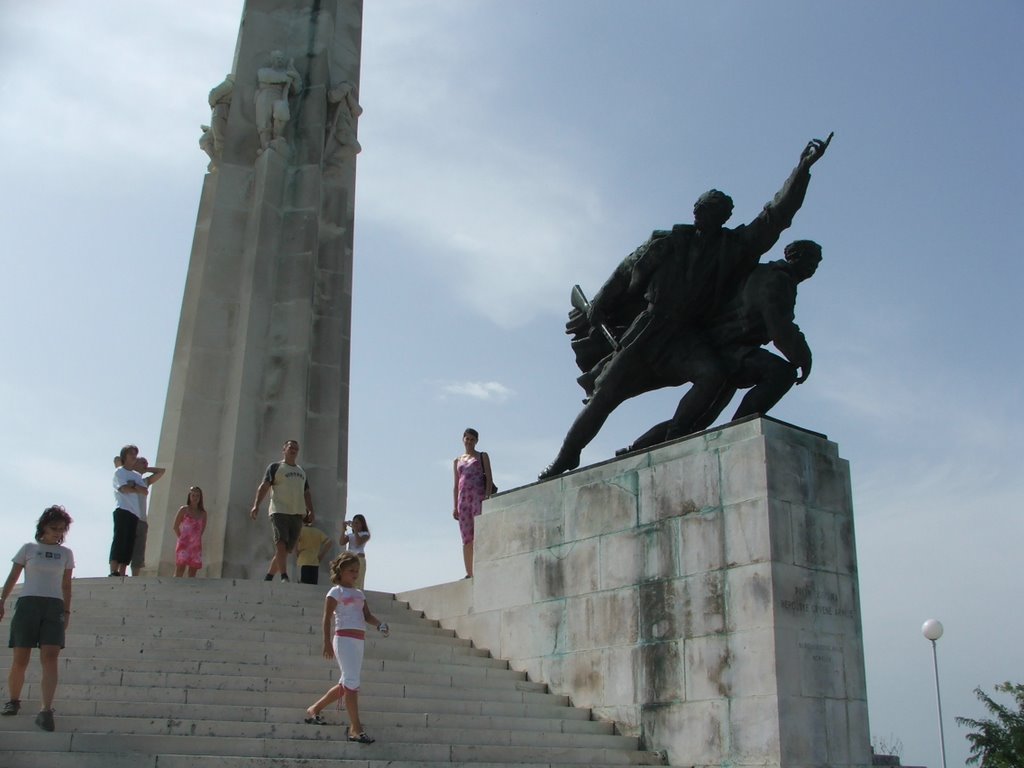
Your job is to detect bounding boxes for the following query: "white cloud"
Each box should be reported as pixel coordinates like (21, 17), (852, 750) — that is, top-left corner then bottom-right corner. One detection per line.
(438, 380), (515, 403)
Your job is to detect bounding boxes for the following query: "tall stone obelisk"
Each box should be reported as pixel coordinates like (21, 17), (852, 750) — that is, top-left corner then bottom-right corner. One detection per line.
(146, 0), (363, 578)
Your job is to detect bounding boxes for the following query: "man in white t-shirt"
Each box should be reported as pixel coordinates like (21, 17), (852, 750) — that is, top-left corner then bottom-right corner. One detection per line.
(112, 456), (165, 577)
(249, 440), (315, 582)
(110, 445), (148, 578)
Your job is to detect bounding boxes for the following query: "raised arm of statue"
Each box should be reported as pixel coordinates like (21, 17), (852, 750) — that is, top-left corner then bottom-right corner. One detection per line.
(798, 133), (832, 171)
(739, 134), (833, 259)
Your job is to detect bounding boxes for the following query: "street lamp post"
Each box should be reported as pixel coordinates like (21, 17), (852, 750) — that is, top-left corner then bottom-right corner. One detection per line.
(921, 619), (948, 768)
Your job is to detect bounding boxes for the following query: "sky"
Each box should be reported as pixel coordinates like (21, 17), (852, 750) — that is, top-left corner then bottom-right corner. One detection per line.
(1, 2), (1021, 766)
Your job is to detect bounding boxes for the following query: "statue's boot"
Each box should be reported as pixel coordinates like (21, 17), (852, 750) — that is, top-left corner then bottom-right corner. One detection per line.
(538, 392), (619, 480)
(538, 445), (581, 480)
(617, 420), (673, 457)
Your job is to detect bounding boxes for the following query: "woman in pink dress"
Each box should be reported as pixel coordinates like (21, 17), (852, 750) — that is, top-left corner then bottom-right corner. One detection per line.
(452, 428), (495, 578)
(173, 487), (207, 577)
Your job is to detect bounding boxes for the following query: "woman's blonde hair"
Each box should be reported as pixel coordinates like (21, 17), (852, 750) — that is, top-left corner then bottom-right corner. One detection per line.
(329, 551), (361, 585)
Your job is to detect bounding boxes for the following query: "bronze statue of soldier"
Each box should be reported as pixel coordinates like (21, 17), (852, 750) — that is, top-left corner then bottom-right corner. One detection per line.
(539, 135), (832, 480)
(620, 239), (823, 454)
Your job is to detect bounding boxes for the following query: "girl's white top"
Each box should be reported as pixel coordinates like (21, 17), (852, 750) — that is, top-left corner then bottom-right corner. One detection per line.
(328, 585), (365, 631)
(12, 542), (75, 600)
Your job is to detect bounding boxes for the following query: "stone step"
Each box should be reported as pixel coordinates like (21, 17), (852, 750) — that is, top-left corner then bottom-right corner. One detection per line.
(11, 684), (585, 721)
(0, 698), (613, 733)
(0, 753), (654, 768)
(54, 620), (468, 647)
(69, 579), (406, 606)
(2, 650), (508, 677)
(67, 596), (437, 627)
(33, 662), (542, 694)
(13, 677), (567, 707)
(55, 586), (419, 621)
(3, 642), (508, 671)
(46, 633), (492, 662)
(14, 665), (547, 696)
(53, 598), (452, 630)
(0, 713), (637, 749)
(0, 655), (534, 689)
(0, 731), (664, 764)
(64, 606), (444, 630)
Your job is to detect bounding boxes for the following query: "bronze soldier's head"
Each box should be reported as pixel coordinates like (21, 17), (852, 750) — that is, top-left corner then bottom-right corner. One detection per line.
(784, 240), (822, 281)
(693, 190), (734, 232)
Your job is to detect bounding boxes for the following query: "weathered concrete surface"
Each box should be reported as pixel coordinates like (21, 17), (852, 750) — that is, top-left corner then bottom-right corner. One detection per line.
(146, 0), (363, 579)
(400, 416), (871, 768)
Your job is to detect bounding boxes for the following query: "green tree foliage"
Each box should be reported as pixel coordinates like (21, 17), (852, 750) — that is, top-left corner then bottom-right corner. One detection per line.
(955, 681), (1024, 767)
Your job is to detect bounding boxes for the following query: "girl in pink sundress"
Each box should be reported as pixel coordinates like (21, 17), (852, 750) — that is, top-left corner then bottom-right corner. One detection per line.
(452, 428), (495, 578)
(173, 487), (207, 577)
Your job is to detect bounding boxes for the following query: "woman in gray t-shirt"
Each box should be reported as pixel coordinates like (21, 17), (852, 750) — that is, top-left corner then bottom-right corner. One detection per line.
(0, 505), (75, 732)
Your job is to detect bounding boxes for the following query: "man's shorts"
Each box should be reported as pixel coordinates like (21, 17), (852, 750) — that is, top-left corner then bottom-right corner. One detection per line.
(8, 596), (65, 649)
(109, 508), (139, 565)
(270, 513), (303, 551)
(131, 520), (149, 569)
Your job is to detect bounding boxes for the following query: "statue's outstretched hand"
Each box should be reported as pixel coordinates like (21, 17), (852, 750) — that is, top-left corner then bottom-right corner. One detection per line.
(800, 132), (833, 168)
(795, 359), (812, 385)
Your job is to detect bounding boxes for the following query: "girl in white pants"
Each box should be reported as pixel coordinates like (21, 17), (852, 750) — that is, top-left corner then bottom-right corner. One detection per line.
(304, 551), (388, 743)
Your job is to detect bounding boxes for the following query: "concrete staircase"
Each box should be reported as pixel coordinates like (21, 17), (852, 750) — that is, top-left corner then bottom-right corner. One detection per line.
(0, 577), (665, 767)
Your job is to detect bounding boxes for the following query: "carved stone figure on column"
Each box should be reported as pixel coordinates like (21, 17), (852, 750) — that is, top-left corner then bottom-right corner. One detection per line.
(325, 81), (363, 169)
(538, 135), (832, 480)
(255, 51), (302, 155)
(198, 75), (234, 172)
(199, 125), (216, 170)
(621, 239), (823, 454)
(208, 74), (234, 157)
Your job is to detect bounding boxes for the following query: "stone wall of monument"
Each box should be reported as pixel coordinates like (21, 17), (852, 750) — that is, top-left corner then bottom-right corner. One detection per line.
(399, 417), (871, 768)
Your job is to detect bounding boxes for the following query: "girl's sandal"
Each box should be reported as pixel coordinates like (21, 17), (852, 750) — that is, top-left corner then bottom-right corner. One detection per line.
(304, 713), (326, 725)
(348, 731), (375, 744)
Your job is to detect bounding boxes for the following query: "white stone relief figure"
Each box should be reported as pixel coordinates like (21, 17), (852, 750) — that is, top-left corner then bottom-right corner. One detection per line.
(208, 74), (234, 157)
(198, 74), (235, 171)
(325, 81), (362, 168)
(199, 125), (216, 170)
(255, 51), (302, 154)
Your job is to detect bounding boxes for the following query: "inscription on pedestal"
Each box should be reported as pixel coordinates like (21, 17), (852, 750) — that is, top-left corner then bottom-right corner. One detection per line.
(797, 636), (844, 696)
(780, 583), (856, 619)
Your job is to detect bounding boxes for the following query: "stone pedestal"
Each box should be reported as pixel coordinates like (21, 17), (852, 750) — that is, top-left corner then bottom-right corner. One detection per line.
(145, 0), (363, 578)
(400, 416), (871, 768)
